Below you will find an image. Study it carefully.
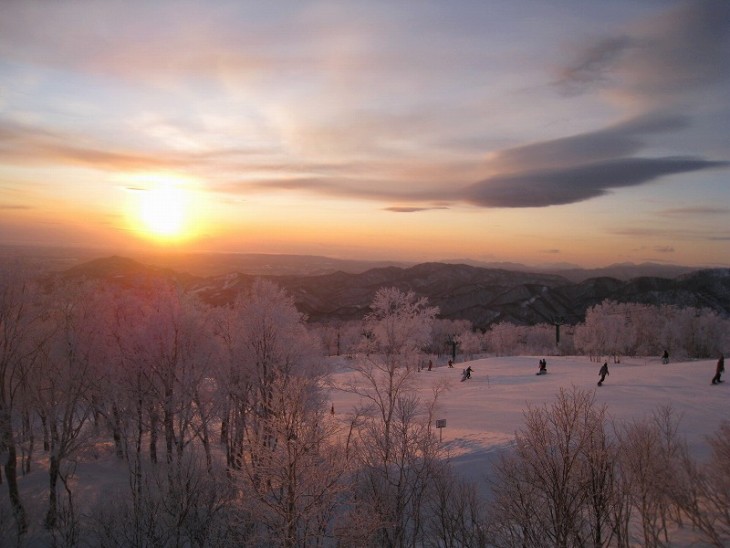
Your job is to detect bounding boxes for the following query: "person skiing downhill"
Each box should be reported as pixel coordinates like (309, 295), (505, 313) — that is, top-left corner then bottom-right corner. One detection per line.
(598, 362), (609, 386)
(711, 354), (724, 385)
(461, 366), (473, 381)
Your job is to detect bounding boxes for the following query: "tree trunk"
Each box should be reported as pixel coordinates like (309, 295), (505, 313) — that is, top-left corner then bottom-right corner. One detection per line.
(45, 453), (60, 529)
(4, 442), (28, 534)
(112, 403), (124, 459)
(149, 407), (158, 464)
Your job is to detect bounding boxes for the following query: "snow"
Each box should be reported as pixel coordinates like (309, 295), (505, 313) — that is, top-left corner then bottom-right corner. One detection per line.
(329, 355), (727, 489)
(7, 354), (727, 544)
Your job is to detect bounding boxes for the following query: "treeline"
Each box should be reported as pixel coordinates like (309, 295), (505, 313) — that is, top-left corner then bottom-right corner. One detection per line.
(1, 266), (729, 546)
(317, 301), (730, 362)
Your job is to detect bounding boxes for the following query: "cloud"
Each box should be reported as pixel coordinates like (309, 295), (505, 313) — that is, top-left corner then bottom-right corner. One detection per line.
(0, 204), (32, 210)
(658, 206), (730, 217)
(557, 0), (730, 107)
(627, 0), (730, 97)
(654, 246), (675, 254)
(463, 157), (728, 208)
(487, 112), (689, 173)
(1, 1), (727, 219)
(555, 35), (633, 95)
(611, 226), (730, 243)
(383, 206), (449, 213)
(465, 108), (727, 209)
(0, 119), (274, 174)
(0, 120), (186, 171)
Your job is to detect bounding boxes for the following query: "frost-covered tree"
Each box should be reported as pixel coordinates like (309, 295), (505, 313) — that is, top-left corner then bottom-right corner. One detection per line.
(0, 265), (48, 536)
(312, 319), (362, 357)
(220, 279), (344, 547)
(38, 282), (106, 530)
(485, 321), (521, 357)
(454, 329), (482, 360)
(612, 407), (687, 547)
(680, 421), (730, 545)
(574, 301), (635, 363)
(428, 318), (473, 358)
(489, 388), (617, 548)
(572, 300), (729, 361)
(341, 288), (443, 547)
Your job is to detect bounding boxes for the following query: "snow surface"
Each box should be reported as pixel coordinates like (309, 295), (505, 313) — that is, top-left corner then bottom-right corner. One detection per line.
(329, 355), (728, 491)
(7, 355), (727, 545)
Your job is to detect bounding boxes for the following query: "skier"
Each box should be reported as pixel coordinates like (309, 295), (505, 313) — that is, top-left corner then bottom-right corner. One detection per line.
(711, 354), (724, 385)
(536, 359), (547, 375)
(598, 362), (609, 386)
(662, 350), (669, 364)
(461, 366), (473, 381)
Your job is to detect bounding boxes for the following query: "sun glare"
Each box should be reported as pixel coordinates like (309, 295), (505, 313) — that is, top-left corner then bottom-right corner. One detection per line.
(141, 184), (185, 236)
(128, 176), (197, 244)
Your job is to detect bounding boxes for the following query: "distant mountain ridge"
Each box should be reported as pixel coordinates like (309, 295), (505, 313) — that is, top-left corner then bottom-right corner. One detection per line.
(55, 256), (730, 330)
(6, 244), (711, 281)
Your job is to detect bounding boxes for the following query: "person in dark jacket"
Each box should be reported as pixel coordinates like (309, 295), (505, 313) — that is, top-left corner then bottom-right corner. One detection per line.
(662, 350), (669, 364)
(598, 362), (609, 386)
(711, 354), (724, 385)
(461, 366), (473, 381)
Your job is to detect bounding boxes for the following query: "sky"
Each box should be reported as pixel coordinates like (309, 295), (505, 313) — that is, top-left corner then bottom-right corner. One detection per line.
(1, 0), (729, 268)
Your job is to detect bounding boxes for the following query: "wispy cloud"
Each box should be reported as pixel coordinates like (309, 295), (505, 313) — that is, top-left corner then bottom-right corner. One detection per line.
(557, 0), (730, 108)
(658, 206), (730, 217)
(555, 35), (633, 96)
(383, 206), (449, 213)
(0, 204), (32, 210)
(611, 226), (730, 242)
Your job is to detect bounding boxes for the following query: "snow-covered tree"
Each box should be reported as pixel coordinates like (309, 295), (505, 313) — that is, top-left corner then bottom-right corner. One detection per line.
(672, 420), (730, 545)
(485, 321), (521, 357)
(428, 318), (473, 358)
(341, 288), (444, 546)
(454, 329), (482, 360)
(38, 281), (105, 530)
(490, 387), (617, 547)
(220, 279), (344, 547)
(0, 265), (48, 536)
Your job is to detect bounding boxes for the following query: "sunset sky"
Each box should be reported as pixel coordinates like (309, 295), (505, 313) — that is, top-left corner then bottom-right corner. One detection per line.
(1, 0), (728, 267)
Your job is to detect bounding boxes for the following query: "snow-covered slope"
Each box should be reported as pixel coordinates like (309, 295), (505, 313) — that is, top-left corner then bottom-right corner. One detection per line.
(329, 355), (727, 487)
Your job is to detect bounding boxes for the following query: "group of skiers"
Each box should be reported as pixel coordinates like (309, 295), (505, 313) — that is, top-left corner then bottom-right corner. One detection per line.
(452, 352), (725, 387)
(595, 353), (725, 387)
(595, 353), (725, 386)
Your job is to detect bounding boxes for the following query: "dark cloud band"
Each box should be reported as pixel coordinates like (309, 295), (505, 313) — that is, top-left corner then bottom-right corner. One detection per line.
(464, 157), (729, 208)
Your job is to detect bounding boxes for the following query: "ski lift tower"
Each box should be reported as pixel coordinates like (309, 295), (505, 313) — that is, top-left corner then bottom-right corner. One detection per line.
(553, 315), (565, 346)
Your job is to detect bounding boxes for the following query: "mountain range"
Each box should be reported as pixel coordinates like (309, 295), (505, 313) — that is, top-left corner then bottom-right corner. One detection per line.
(54, 255), (730, 329)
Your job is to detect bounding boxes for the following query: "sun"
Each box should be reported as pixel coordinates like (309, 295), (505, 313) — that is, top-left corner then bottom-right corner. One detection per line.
(128, 176), (196, 243)
(140, 183), (186, 238)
